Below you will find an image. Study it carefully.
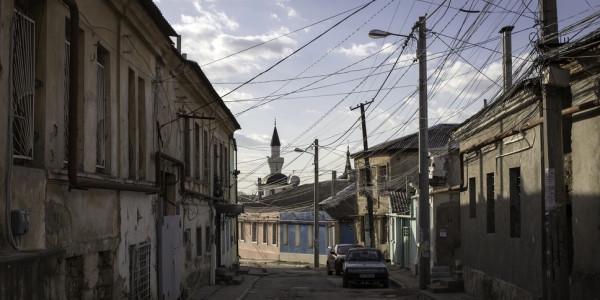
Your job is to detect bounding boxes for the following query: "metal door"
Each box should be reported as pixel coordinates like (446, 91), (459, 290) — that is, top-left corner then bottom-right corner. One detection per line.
(160, 215), (181, 300)
(403, 226), (410, 267)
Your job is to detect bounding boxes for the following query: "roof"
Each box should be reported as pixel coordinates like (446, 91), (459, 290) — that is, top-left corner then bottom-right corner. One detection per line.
(185, 61), (241, 130)
(351, 123), (459, 158)
(138, 0), (177, 40)
(320, 183), (357, 220)
(389, 190), (411, 215)
(270, 126), (281, 146)
(240, 180), (352, 213)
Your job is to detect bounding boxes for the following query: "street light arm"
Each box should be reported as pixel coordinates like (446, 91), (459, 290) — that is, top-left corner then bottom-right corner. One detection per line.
(368, 29), (411, 39)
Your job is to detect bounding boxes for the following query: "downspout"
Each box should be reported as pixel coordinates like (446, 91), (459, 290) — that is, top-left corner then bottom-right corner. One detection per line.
(431, 98), (600, 195)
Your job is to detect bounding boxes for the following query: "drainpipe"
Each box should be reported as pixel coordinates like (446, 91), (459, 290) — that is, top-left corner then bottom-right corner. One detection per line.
(500, 26), (514, 94)
(431, 98), (600, 195)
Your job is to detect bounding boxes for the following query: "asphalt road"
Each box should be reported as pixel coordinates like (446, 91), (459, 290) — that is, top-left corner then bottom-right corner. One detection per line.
(241, 266), (419, 300)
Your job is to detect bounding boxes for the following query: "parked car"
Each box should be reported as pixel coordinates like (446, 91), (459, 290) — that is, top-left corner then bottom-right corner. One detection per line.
(342, 248), (390, 288)
(326, 244), (363, 275)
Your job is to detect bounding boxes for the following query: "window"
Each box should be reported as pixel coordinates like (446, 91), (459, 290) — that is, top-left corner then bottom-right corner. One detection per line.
(240, 222), (245, 242)
(96, 51), (107, 168)
(326, 225), (330, 248)
(510, 167), (521, 238)
(262, 223), (268, 244)
(308, 225), (313, 249)
(185, 229), (192, 260)
(295, 225), (300, 247)
(184, 117), (190, 176)
(469, 177), (476, 218)
(486, 173), (495, 233)
(205, 227), (211, 253)
(137, 77), (146, 180)
(130, 243), (151, 300)
(11, 10), (35, 160)
(203, 130), (209, 180)
(283, 224), (288, 246)
(380, 218), (388, 244)
(196, 227), (202, 256)
(270, 189), (275, 195)
(128, 69), (140, 179)
(272, 223), (277, 245)
(194, 123), (200, 180)
(251, 222), (257, 243)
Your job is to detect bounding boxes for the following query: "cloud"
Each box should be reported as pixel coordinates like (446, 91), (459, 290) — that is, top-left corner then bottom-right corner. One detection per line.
(172, 1), (298, 80)
(270, 13), (279, 20)
(307, 109), (322, 114)
(276, 0), (300, 18)
(336, 42), (377, 57)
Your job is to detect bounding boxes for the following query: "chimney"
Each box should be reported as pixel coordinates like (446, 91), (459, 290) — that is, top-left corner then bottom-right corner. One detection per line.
(182, 53), (188, 60)
(331, 171), (337, 201)
(483, 99), (488, 107)
(499, 26), (514, 93)
(177, 35), (182, 53)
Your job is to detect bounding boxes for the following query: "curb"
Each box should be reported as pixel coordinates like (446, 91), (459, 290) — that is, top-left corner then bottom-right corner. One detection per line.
(389, 277), (405, 289)
(235, 276), (260, 300)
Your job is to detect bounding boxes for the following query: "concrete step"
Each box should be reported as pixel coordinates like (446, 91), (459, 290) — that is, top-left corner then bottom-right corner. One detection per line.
(236, 266), (250, 275)
(232, 275), (244, 285)
(216, 267), (229, 277)
(219, 271), (235, 281)
(427, 283), (449, 293)
(453, 270), (463, 280)
(431, 266), (451, 278)
(438, 278), (464, 292)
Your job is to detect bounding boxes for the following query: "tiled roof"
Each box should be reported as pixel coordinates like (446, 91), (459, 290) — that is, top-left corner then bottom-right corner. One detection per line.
(351, 123), (459, 158)
(389, 190), (411, 215)
(240, 180), (352, 213)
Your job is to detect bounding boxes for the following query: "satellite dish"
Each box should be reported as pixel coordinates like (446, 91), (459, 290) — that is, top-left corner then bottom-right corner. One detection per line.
(288, 175), (300, 186)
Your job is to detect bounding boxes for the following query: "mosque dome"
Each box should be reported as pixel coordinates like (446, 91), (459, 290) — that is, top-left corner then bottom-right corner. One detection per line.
(263, 173), (288, 185)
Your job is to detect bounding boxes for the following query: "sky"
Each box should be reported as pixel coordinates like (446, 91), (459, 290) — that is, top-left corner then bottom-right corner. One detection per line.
(153, 0), (599, 194)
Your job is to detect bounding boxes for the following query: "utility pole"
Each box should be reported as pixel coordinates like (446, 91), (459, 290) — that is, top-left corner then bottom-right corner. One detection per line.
(416, 15), (430, 290)
(314, 139), (320, 268)
(351, 100), (375, 248)
(539, 0), (569, 299)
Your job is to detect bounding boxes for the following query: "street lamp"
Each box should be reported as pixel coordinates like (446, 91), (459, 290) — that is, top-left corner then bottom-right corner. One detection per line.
(294, 139), (320, 268)
(369, 16), (429, 290)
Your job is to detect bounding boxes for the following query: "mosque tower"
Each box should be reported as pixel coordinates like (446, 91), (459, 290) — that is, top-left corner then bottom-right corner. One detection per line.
(268, 119), (284, 174)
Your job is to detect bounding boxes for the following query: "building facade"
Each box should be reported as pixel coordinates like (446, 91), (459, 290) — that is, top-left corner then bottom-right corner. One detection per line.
(0, 1), (241, 299)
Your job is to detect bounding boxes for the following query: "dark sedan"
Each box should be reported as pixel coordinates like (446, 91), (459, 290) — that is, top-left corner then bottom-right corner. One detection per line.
(326, 244), (363, 275)
(342, 248), (390, 288)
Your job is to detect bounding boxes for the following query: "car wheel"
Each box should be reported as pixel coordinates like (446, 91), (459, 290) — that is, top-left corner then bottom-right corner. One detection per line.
(383, 278), (390, 288)
(343, 275), (349, 288)
(327, 263), (333, 275)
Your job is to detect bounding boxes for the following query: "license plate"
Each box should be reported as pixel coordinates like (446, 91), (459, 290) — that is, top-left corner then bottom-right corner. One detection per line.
(359, 274), (375, 278)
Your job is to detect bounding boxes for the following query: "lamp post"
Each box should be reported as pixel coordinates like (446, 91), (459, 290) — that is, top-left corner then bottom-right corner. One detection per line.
(294, 138), (319, 268)
(369, 16), (429, 290)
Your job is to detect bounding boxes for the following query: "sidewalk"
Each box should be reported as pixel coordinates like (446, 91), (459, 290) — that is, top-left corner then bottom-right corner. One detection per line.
(386, 266), (474, 300)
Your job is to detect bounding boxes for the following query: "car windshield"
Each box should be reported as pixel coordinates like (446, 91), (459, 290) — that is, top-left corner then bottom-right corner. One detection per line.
(337, 245), (362, 254)
(346, 249), (382, 261)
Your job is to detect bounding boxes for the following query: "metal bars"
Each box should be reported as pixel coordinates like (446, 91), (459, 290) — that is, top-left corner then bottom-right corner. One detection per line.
(11, 10), (35, 160)
(130, 242), (151, 300)
(96, 62), (106, 168)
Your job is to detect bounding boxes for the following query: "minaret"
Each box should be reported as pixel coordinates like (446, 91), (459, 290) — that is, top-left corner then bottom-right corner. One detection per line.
(268, 119), (284, 174)
(339, 145), (353, 179)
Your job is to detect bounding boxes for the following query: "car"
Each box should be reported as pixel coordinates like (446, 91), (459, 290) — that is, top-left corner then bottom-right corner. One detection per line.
(342, 248), (391, 288)
(326, 244), (364, 275)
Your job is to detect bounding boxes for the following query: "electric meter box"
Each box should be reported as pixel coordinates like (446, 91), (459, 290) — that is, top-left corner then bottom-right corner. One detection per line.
(11, 210), (29, 235)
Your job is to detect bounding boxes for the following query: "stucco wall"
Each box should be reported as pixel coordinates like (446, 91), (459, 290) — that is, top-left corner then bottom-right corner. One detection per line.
(458, 94), (543, 297)
(238, 220), (280, 260)
(569, 62), (600, 300)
